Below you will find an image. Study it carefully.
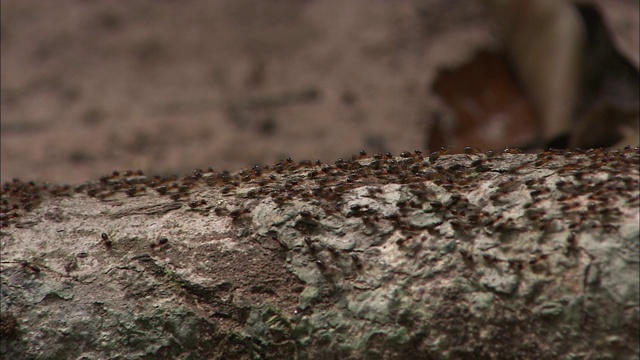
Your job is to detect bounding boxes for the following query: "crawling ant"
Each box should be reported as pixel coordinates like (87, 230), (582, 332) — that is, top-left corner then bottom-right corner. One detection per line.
(276, 239), (288, 251)
(188, 199), (207, 209)
(1, 259), (39, 273)
(449, 220), (471, 232)
(126, 187), (138, 197)
(229, 208), (250, 222)
(304, 236), (313, 247)
(502, 148), (522, 154)
(19, 260), (41, 273)
(268, 233), (287, 251)
(530, 188), (550, 198)
(326, 245), (339, 257)
(459, 249), (474, 264)
(508, 259), (524, 271)
(464, 147), (480, 155)
(151, 237), (169, 249)
(566, 232), (578, 253)
(351, 254), (362, 269)
(528, 253), (548, 265)
(497, 179), (520, 194)
(482, 253), (500, 265)
(101, 232), (112, 248)
(428, 151), (441, 163)
(525, 179), (540, 187)
(245, 190), (258, 199)
(304, 236), (317, 254)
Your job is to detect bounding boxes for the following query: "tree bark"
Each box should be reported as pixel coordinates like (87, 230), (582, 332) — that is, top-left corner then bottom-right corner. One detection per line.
(1, 149), (638, 359)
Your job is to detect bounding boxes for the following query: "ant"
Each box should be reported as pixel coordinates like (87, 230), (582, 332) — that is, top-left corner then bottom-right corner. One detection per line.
(101, 232), (113, 248)
(19, 260), (41, 273)
(325, 244), (339, 257)
(100, 229), (121, 249)
(350, 254), (362, 269)
(150, 236), (169, 249)
(459, 249), (474, 263)
(1, 260), (42, 274)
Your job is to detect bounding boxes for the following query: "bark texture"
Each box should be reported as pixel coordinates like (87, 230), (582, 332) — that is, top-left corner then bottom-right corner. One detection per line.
(1, 149), (639, 360)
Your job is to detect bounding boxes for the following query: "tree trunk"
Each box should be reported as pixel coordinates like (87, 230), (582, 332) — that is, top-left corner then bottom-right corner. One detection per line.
(1, 149), (638, 359)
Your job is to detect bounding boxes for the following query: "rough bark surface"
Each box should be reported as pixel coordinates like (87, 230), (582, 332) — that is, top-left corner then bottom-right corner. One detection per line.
(1, 149), (639, 360)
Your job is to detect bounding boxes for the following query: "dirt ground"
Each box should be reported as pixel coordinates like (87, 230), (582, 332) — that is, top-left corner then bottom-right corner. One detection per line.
(1, 0), (637, 184)
(1, 0), (499, 183)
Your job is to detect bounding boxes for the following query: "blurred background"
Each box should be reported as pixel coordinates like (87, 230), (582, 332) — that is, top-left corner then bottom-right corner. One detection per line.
(1, 0), (638, 184)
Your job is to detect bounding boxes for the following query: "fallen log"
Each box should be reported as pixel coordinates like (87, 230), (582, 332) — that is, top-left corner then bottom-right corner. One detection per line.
(1, 148), (638, 359)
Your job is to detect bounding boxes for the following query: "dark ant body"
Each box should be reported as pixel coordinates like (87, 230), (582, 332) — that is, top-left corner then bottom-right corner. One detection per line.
(464, 147), (480, 155)
(351, 254), (362, 269)
(528, 253), (548, 265)
(482, 253), (499, 265)
(64, 258), (78, 273)
(189, 199), (207, 209)
(151, 237), (169, 249)
(326, 245), (339, 257)
(459, 249), (474, 264)
(508, 259), (524, 271)
(126, 187), (138, 197)
(20, 260), (41, 273)
(304, 236), (317, 254)
(101, 233), (112, 248)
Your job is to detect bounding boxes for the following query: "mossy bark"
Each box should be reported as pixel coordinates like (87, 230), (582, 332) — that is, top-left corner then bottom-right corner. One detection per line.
(1, 149), (638, 359)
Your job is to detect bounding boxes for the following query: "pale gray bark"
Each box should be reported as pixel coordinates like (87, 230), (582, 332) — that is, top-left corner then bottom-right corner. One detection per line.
(1, 149), (638, 359)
